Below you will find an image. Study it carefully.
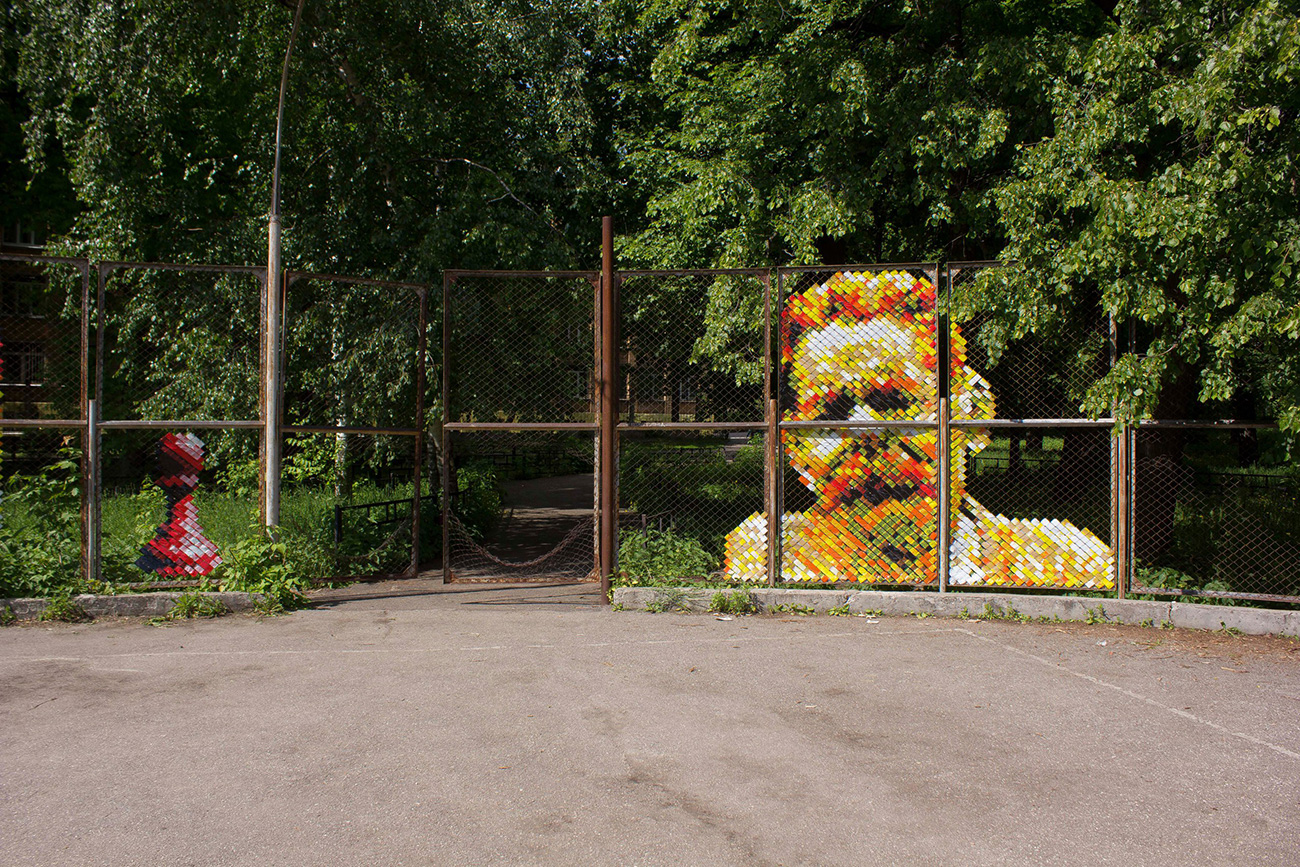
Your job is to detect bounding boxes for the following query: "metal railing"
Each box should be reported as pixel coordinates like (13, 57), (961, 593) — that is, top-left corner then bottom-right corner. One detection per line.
(5, 236), (1300, 607)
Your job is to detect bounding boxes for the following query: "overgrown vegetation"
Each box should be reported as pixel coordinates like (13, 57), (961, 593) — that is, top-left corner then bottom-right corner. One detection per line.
(0, 448), (464, 602)
(709, 588), (756, 616)
(38, 590), (89, 623)
(617, 436), (762, 577)
(0, 443), (83, 599)
(617, 527), (718, 584)
(150, 590), (227, 624)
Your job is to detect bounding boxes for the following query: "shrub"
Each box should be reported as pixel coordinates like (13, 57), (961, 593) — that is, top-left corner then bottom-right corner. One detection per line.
(618, 528), (718, 583)
(210, 528), (321, 612)
(0, 444), (83, 598)
(39, 590), (90, 623)
(152, 590), (228, 623)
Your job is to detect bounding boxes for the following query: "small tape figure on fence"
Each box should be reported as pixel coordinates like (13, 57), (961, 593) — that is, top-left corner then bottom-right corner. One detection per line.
(135, 432), (223, 576)
(725, 270), (1113, 588)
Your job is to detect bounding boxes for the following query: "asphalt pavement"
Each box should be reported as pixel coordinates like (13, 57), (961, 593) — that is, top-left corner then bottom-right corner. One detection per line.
(2, 579), (1298, 866)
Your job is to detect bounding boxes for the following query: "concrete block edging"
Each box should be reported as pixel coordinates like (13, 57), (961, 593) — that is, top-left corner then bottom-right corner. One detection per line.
(611, 587), (1300, 638)
(2, 591), (266, 622)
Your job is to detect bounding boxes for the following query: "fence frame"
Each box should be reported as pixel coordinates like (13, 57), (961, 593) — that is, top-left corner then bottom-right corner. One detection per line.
(89, 261), (268, 584)
(0, 252), (93, 577)
(281, 270), (429, 579)
(775, 263), (942, 589)
(6, 239), (1299, 607)
(441, 266), (602, 586)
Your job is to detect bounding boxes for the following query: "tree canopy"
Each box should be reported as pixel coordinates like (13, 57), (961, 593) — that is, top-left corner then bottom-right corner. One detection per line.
(4, 0), (1299, 426)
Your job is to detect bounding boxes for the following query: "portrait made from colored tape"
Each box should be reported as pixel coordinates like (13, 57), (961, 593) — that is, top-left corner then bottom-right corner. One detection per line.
(725, 271), (1113, 588)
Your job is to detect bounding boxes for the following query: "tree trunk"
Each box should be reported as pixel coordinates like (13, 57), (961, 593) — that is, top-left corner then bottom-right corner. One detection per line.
(1133, 362), (1197, 564)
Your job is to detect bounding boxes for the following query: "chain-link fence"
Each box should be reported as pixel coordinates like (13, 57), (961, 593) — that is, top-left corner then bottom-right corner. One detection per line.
(618, 272), (767, 424)
(444, 272), (597, 425)
(948, 263), (1110, 422)
(93, 263), (267, 587)
(774, 266), (940, 587)
(2, 256), (431, 596)
(443, 430), (595, 582)
(619, 428), (766, 582)
(5, 246), (1300, 606)
(616, 270), (770, 587)
(1130, 426), (1300, 601)
(945, 263), (1118, 591)
(282, 273), (428, 578)
(0, 255), (90, 598)
(1, 255), (88, 423)
(441, 271), (600, 583)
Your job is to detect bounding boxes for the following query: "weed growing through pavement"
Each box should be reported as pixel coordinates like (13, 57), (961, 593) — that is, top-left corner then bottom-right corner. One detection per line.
(39, 591), (90, 623)
(645, 588), (690, 613)
(709, 589), (756, 616)
(150, 591), (227, 625)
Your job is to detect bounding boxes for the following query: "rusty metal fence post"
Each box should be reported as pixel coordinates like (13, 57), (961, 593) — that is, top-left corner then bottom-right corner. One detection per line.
(599, 217), (618, 599)
(766, 397), (779, 586)
(937, 266), (952, 592)
(85, 398), (101, 582)
(412, 287), (428, 578)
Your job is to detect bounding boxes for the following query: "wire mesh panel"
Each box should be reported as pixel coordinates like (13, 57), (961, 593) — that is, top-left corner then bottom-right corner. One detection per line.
(445, 430), (595, 582)
(779, 425), (937, 585)
(445, 273), (597, 424)
(618, 272), (767, 423)
(949, 263), (1109, 421)
(279, 431), (420, 579)
(779, 267), (939, 419)
(775, 266), (940, 586)
(0, 426), (85, 596)
(950, 425), (1114, 589)
(0, 255), (87, 422)
(1132, 427), (1300, 600)
(98, 427), (263, 585)
(98, 265), (263, 422)
(620, 429), (766, 583)
(283, 275), (424, 431)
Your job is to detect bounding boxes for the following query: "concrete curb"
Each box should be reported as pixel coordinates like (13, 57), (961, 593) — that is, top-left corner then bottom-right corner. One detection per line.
(2, 591), (266, 622)
(611, 587), (1300, 637)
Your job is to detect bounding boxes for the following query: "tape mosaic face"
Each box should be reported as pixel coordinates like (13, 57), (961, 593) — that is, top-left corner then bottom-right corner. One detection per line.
(725, 270), (1113, 588)
(136, 432), (223, 576)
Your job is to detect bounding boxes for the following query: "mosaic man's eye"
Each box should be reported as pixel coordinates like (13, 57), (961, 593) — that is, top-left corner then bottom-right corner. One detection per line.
(815, 392), (857, 422)
(860, 389), (913, 413)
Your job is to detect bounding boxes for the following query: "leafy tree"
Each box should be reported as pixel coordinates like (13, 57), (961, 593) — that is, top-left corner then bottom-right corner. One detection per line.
(967, 0), (1300, 429)
(602, 0), (1110, 268)
(597, 0), (1112, 389)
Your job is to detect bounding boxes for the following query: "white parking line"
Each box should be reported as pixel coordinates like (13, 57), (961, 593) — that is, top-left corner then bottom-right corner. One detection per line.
(956, 627), (1300, 762)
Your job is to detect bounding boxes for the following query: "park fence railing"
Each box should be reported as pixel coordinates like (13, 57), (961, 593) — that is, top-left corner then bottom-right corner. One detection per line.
(443, 255), (1300, 607)
(2, 245), (1298, 607)
(0, 253), (430, 596)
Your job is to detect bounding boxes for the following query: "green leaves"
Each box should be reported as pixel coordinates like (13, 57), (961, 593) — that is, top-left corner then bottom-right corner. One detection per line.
(990, 0), (1300, 423)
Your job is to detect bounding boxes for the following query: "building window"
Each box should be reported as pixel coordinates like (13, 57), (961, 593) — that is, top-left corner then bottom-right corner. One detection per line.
(569, 369), (591, 400)
(0, 342), (46, 387)
(0, 279), (46, 318)
(2, 220), (43, 248)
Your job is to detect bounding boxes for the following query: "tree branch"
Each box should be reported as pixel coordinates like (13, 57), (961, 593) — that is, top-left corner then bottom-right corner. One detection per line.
(427, 157), (572, 250)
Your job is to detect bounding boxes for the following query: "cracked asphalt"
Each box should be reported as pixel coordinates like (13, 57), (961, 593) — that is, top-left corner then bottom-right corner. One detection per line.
(2, 579), (1298, 866)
